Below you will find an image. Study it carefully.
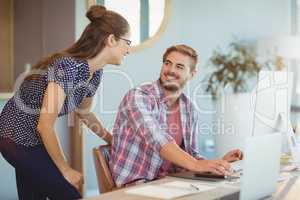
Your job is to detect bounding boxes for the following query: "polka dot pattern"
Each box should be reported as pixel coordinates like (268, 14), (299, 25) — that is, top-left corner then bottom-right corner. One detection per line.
(0, 57), (103, 147)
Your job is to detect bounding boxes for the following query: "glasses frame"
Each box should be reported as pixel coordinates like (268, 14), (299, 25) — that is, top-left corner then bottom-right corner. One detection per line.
(115, 36), (132, 46)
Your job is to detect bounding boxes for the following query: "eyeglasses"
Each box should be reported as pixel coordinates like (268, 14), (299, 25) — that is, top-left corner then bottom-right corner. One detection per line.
(116, 36), (132, 46)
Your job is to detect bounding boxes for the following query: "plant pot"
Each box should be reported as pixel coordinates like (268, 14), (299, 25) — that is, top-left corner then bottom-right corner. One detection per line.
(214, 90), (291, 158)
(214, 93), (255, 158)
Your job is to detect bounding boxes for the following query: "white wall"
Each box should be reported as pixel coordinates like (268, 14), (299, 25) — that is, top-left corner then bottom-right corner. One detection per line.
(82, 0), (292, 196)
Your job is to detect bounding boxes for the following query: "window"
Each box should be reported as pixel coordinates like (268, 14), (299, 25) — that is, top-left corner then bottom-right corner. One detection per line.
(289, 0), (300, 108)
(294, 0), (300, 35)
(91, 0), (168, 47)
(104, 0), (141, 45)
(149, 0), (165, 37)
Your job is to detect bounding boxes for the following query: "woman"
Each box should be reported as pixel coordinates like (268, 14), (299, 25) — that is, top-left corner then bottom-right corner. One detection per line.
(0, 5), (130, 199)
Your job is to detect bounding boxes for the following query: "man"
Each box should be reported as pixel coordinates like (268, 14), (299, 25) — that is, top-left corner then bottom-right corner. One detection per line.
(109, 44), (242, 187)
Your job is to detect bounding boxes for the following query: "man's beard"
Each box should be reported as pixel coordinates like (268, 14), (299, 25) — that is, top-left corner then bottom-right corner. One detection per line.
(159, 78), (182, 92)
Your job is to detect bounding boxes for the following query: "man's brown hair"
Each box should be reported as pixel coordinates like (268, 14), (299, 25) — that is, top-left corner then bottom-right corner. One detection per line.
(163, 44), (198, 70)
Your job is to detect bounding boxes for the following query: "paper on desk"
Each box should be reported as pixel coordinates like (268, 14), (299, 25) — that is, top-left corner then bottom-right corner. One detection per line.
(278, 172), (294, 182)
(125, 181), (216, 199)
(281, 165), (300, 172)
(162, 181), (216, 191)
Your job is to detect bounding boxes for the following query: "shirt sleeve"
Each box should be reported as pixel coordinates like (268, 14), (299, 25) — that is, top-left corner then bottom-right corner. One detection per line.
(123, 89), (174, 153)
(190, 105), (206, 160)
(85, 69), (103, 98)
(47, 58), (75, 95)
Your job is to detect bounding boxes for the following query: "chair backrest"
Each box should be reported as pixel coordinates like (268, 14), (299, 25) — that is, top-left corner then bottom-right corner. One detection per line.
(93, 145), (116, 193)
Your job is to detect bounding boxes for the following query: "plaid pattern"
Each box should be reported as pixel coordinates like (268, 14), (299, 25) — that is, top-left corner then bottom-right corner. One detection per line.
(109, 81), (203, 187)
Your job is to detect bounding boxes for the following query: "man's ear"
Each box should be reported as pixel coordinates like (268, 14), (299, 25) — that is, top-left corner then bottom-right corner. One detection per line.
(106, 34), (117, 47)
(190, 68), (198, 79)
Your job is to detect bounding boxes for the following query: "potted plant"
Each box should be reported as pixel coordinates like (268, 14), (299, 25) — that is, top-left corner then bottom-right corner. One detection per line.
(206, 41), (280, 98)
(204, 41), (280, 157)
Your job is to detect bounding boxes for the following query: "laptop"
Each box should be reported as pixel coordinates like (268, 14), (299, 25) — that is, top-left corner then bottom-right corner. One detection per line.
(239, 132), (281, 200)
(169, 133), (282, 200)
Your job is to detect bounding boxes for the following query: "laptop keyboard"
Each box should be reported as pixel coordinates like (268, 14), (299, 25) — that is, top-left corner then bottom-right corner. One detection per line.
(231, 160), (243, 172)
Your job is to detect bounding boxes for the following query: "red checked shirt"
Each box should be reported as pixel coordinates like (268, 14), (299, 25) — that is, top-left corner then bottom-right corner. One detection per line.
(157, 100), (183, 177)
(109, 81), (203, 187)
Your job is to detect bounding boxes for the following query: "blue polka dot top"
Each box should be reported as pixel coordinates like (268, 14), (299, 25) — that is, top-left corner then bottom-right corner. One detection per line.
(0, 57), (103, 147)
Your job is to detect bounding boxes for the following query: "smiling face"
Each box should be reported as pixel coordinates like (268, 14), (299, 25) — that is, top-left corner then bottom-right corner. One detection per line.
(159, 51), (196, 92)
(108, 32), (131, 65)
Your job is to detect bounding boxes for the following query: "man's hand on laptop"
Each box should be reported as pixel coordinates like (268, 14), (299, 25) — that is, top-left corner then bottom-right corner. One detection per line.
(222, 149), (243, 162)
(194, 159), (231, 176)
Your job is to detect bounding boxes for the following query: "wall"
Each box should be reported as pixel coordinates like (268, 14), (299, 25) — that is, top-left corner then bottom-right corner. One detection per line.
(13, 0), (75, 79)
(82, 0), (292, 196)
(0, 0), (13, 92)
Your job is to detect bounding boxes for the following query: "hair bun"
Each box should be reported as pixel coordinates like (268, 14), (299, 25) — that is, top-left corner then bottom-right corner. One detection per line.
(86, 5), (107, 22)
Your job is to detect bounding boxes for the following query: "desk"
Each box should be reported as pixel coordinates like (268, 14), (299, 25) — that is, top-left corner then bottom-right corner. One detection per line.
(273, 175), (300, 199)
(84, 167), (300, 200)
(85, 176), (239, 200)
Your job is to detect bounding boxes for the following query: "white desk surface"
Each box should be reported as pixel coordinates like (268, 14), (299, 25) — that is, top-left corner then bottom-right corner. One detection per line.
(84, 165), (300, 200)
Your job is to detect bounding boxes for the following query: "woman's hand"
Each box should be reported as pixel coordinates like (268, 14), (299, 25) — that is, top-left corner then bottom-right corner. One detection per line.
(62, 167), (84, 190)
(194, 159), (231, 175)
(222, 149), (243, 162)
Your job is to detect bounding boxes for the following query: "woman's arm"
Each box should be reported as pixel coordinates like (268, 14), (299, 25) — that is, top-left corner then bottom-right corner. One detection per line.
(76, 97), (112, 144)
(37, 82), (83, 189)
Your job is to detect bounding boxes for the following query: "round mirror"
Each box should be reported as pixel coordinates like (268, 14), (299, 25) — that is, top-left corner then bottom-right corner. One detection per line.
(86, 0), (171, 52)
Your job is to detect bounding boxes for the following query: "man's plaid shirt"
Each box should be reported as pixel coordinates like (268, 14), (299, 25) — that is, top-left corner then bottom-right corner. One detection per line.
(109, 81), (203, 187)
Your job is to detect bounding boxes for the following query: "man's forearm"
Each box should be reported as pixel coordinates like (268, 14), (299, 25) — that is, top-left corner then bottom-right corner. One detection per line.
(160, 141), (198, 171)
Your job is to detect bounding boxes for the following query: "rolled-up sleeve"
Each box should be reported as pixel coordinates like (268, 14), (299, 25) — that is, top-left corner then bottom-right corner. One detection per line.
(190, 109), (205, 160)
(124, 89), (174, 153)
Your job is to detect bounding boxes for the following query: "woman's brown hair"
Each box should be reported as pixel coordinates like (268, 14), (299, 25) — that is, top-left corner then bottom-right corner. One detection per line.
(28, 5), (129, 77)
